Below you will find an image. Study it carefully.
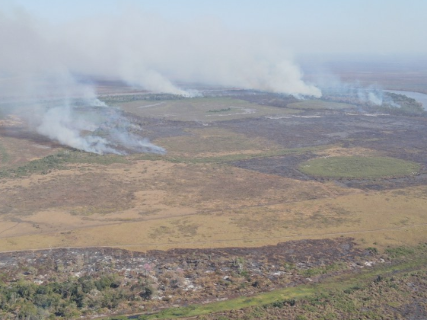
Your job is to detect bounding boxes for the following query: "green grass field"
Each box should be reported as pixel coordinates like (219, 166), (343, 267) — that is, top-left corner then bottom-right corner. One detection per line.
(299, 156), (420, 179)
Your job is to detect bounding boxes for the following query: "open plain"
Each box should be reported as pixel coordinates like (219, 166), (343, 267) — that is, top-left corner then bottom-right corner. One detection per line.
(1, 88), (427, 254)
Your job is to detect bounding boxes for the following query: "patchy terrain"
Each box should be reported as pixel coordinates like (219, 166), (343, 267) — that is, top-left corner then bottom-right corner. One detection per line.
(1, 82), (427, 319)
(1, 239), (426, 320)
(1, 89), (427, 252)
(0, 238), (382, 319)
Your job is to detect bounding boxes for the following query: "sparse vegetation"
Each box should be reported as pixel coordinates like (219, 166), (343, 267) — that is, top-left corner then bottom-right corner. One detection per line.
(113, 242), (427, 320)
(0, 238), (369, 320)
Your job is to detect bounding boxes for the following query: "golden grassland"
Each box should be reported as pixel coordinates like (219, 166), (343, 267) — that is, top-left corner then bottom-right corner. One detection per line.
(1, 159), (427, 253)
(0, 119), (427, 253)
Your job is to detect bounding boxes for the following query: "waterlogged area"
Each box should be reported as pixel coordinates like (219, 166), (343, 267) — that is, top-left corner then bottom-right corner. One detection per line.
(386, 90), (427, 110)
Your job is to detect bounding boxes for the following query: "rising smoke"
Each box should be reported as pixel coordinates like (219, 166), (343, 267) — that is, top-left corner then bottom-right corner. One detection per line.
(2, 72), (165, 155)
(0, 6), (321, 154)
(304, 70), (386, 106)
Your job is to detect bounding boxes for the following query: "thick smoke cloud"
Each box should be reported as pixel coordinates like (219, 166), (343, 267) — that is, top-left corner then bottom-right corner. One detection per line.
(57, 8), (321, 97)
(0, 6), (320, 154)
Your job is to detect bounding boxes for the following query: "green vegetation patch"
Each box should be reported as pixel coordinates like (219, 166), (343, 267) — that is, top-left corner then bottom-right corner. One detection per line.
(384, 246), (415, 258)
(299, 156), (420, 179)
(0, 150), (127, 179)
(300, 262), (346, 278)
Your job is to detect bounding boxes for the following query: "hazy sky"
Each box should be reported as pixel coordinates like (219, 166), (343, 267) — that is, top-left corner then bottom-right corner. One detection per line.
(2, 0), (426, 55)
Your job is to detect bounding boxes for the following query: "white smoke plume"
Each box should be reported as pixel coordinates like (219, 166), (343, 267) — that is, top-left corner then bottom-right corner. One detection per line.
(0, 6), (321, 154)
(61, 9), (321, 97)
(304, 70), (384, 106)
(1, 6), (320, 97)
(1, 71), (165, 154)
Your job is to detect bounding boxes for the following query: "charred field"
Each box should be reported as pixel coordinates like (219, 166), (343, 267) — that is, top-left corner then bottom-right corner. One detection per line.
(1, 86), (427, 319)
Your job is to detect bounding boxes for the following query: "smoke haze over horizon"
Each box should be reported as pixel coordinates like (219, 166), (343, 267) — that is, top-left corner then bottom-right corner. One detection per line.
(1, 1), (425, 153)
(0, 2), (325, 153)
(0, 4), (323, 97)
